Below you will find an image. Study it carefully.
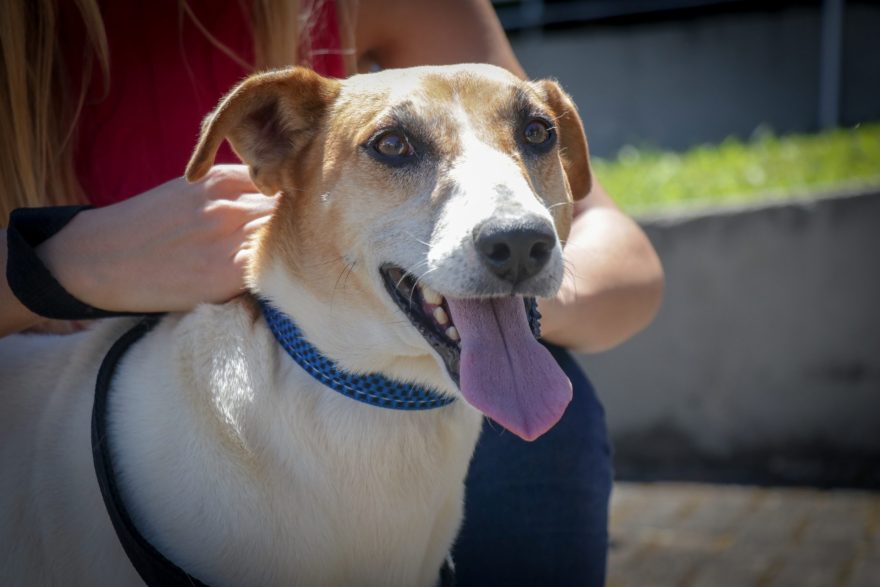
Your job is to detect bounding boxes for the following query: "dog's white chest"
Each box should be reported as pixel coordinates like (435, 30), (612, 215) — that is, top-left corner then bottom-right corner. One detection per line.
(105, 305), (481, 586)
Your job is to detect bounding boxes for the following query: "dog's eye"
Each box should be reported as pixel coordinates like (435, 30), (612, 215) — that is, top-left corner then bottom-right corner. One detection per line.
(372, 131), (414, 159)
(523, 119), (554, 146)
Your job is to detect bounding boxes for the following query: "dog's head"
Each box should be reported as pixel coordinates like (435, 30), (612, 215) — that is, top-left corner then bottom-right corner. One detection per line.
(187, 65), (590, 440)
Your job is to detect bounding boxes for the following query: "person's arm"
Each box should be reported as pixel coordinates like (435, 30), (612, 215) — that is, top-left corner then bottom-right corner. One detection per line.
(355, 0), (664, 353)
(355, 0), (524, 76)
(536, 183), (664, 352)
(0, 165), (276, 338)
(0, 235), (41, 337)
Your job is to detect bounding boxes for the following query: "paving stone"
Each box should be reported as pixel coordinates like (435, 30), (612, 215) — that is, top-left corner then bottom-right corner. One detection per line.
(674, 486), (755, 534)
(846, 555), (880, 587)
(771, 548), (854, 587)
(687, 553), (776, 587)
(607, 482), (880, 587)
(611, 483), (705, 532)
(800, 492), (877, 545)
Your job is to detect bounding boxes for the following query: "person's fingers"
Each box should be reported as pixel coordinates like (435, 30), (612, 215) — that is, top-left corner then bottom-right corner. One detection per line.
(213, 192), (278, 214)
(200, 193), (277, 234)
(241, 213), (273, 235)
(234, 192), (280, 217)
(199, 164), (260, 195)
(232, 245), (252, 272)
(211, 215), (271, 270)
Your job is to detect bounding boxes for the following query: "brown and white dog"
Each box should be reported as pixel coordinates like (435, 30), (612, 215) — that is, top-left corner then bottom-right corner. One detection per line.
(0, 64), (590, 586)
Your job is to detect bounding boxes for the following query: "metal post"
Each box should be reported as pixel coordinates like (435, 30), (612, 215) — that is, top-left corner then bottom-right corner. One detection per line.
(519, 0), (545, 31)
(818, 0), (845, 130)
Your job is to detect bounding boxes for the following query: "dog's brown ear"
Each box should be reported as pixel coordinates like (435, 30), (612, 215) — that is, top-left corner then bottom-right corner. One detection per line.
(185, 67), (341, 194)
(534, 80), (592, 201)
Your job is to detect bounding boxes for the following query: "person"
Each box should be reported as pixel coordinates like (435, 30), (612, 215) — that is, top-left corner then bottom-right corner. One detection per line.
(0, 0), (663, 584)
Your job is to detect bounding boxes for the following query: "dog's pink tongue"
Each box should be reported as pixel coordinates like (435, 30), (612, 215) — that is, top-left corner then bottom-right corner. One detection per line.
(446, 297), (572, 441)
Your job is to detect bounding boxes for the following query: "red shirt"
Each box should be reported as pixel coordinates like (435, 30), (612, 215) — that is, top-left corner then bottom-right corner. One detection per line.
(73, 0), (344, 207)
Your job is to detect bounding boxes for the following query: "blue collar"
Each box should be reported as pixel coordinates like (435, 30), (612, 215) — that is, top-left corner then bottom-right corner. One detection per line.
(260, 300), (456, 411)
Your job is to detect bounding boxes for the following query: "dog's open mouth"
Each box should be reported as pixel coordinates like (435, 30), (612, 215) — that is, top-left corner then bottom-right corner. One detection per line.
(380, 265), (543, 381)
(380, 264), (572, 441)
(381, 265), (463, 381)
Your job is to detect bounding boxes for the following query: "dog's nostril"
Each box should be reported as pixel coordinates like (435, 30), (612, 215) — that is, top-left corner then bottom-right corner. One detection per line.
(530, 240), (551, 263)
(486, 243), (511, 263)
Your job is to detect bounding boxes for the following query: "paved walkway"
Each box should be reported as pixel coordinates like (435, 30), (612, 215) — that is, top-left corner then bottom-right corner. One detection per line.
(607, 482), (880, 587)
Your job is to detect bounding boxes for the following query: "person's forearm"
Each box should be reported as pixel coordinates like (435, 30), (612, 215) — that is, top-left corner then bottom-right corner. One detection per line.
(0, 233), (42, 337)
(0, 166), (276, 338)
(538, 184), (664, 353)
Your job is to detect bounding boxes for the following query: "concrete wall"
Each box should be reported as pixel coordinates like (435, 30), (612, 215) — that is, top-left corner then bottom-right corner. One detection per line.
(510, 3), (880, 157)
(576, 190), (880, 485)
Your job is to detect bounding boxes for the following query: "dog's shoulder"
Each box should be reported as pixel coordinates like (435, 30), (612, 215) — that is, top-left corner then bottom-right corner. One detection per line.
(156, 297), (277, 452)
(161, 296), (269, 384)
(170, 296), (268, 366)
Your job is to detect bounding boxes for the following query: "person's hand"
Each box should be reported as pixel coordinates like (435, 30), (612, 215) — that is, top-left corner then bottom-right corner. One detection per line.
(37, 165), (278, 313)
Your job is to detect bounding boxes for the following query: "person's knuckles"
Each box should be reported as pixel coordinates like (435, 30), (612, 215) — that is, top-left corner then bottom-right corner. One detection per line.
(201, 165), (256, 197)
(218, 193), (278, 217)
(198, 201), (255, 236)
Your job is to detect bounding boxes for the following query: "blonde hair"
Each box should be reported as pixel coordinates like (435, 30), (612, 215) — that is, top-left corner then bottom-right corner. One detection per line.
(0, 0), (353, 226)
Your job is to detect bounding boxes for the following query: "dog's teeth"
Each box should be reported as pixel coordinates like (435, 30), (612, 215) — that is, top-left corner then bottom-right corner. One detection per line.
(446, 326), (460, 342)
(433, 307), (449, 326)
(421, 286), (443, 305)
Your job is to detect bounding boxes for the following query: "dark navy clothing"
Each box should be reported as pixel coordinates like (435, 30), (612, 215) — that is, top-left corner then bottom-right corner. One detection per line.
(454, 344), (612, 587)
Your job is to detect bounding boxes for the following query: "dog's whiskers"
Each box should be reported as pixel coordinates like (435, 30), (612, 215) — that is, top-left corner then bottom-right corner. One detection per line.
(342, 261), (357, 288)
(395, 261), (433, 307)
(409, 266), (438, 305)
(300, 255), (348, 270)
(330, 260), (358, 310)
(382, 319), (416, 327)
(560, 259), (581, 297)
(547, 201), (574, 211)
(393, 260), (430, 290)
(484, 416), (504, 436)
(404, 231), (431, 249)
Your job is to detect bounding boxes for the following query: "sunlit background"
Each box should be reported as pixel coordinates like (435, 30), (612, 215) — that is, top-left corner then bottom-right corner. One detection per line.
(495, 1), (880, 585)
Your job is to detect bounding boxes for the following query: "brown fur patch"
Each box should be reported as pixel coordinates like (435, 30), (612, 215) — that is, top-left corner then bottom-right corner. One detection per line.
(185, 67), (341, 195)
(533, 80), (592, 202)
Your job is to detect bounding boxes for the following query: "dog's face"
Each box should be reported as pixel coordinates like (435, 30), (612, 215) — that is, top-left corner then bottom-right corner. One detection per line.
(187, 65), (590, 440)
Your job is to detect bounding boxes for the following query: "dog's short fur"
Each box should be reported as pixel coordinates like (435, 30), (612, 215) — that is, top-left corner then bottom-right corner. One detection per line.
(0, 64), (590, 586)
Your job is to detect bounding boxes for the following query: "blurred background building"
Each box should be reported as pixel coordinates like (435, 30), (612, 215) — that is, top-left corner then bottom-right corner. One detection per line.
(497, 0), (879, 156)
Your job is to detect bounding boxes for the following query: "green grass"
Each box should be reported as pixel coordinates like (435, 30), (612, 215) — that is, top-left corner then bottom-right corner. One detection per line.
(592, 123), (880, 214)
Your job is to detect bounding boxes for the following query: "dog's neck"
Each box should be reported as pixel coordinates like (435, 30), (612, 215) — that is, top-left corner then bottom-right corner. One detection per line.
(252, 260), (461, 397)
(259, 299), (455, 411)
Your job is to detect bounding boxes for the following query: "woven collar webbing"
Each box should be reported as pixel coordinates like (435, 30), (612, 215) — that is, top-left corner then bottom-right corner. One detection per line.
(260, 300), (455, 411)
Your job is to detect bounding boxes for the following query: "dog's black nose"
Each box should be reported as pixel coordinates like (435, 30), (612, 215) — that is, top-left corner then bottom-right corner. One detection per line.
(473, 218), (557, 285)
